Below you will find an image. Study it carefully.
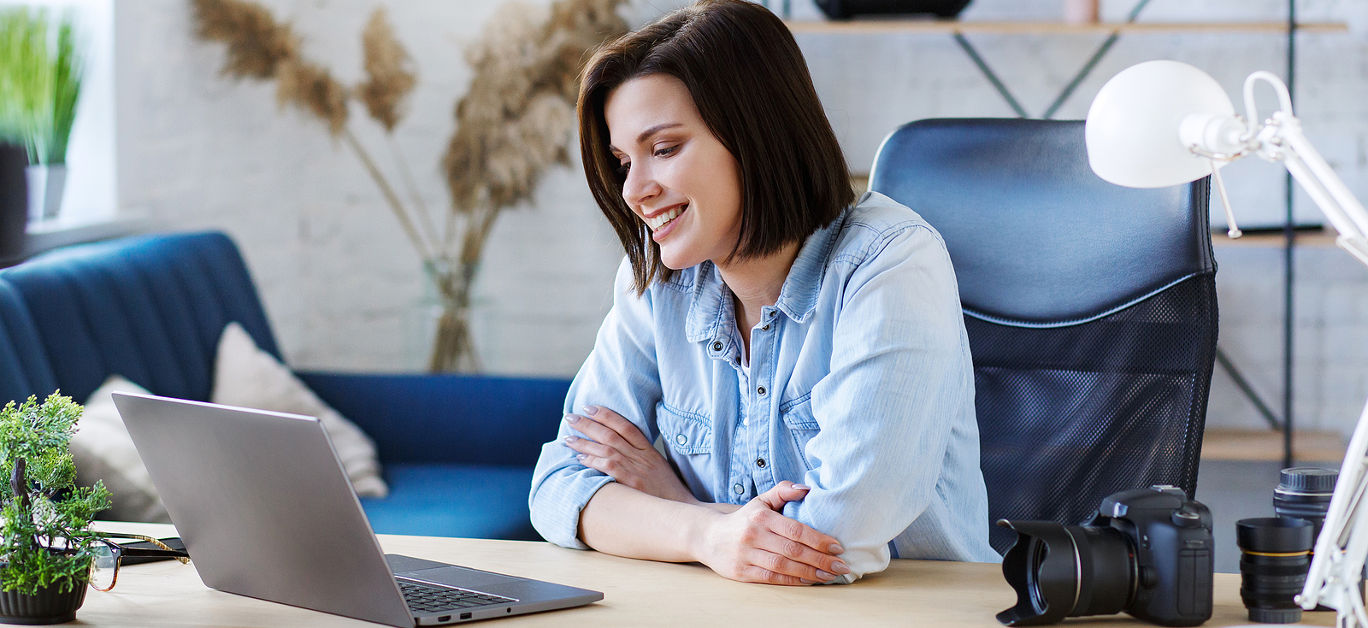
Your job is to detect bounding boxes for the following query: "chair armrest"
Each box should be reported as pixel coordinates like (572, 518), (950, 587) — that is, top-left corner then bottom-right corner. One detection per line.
(296, 370), (570, 467)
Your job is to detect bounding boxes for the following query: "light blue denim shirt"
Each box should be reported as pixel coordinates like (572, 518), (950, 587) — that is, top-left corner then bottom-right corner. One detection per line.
(529, 191), (1000, 581)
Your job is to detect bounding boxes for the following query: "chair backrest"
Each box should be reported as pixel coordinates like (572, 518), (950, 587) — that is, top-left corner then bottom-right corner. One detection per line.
(869, 118), (1218, 554)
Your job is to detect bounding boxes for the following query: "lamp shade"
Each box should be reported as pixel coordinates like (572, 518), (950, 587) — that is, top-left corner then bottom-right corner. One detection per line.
(1085, 60), (1237, 188)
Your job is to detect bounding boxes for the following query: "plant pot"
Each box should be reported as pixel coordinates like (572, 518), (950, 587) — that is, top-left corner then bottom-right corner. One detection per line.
(0, 144), (28, 260)
(24, 164), (66, 223)
(0, 580), (87, 625)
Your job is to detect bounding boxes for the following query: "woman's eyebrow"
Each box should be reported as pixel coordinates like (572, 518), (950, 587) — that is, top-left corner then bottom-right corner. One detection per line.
(610, 122), (684, 154)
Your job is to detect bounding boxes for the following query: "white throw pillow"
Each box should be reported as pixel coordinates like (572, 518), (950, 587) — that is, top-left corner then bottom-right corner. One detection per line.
(211, 322), (389, 498)
(75, 376), (172, 523)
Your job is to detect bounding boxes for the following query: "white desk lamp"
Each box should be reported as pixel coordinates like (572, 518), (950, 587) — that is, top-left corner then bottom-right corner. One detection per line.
(1085, 59), (1368, 626)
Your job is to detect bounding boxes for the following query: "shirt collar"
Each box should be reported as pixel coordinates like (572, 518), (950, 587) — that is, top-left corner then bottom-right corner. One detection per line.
(682, 206), (849, 343)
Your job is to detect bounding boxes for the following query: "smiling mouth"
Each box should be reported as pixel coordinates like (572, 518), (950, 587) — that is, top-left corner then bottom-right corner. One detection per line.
(645, 204), (687, 231)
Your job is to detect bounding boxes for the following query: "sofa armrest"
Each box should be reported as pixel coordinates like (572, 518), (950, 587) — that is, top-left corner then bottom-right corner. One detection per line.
(296, 371), (570, 467)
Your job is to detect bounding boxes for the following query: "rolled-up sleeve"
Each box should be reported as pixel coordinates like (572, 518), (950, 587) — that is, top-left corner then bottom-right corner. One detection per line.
(528, 257), (664, 549)
(783, 223), (983, 580)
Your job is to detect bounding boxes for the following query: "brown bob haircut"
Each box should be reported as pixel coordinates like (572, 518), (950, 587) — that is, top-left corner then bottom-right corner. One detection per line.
(578, 0), (854, 294)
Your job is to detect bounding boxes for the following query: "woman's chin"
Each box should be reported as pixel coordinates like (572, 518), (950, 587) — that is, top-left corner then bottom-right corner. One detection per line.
(657, 248), (700, 271)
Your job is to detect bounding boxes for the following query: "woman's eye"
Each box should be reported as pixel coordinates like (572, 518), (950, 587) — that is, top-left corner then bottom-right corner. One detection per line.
(654, 145), (679, 158)
(616, 162), (630, 176)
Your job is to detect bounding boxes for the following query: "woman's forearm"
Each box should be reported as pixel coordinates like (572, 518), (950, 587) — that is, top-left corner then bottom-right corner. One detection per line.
(578, 482), (716, 562)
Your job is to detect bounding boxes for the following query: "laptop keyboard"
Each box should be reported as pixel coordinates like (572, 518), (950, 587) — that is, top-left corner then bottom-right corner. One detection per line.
(397, 578), (516, 613)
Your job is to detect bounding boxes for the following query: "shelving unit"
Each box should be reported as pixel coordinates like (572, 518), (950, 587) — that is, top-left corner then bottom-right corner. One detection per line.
(806, 6), (1352, 466)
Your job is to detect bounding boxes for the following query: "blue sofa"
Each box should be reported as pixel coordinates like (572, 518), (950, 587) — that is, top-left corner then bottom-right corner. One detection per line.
(0, 231), (570, 540)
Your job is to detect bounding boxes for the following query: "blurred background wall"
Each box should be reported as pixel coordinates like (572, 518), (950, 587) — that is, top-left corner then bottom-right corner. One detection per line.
(94, 0), (1368, 435)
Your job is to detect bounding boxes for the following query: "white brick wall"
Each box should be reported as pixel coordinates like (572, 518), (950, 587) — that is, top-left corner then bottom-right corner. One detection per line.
(112, 0), (1368, 434)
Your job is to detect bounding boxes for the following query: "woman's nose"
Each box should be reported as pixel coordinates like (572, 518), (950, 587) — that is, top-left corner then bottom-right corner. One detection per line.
(621, 163), (662, 207)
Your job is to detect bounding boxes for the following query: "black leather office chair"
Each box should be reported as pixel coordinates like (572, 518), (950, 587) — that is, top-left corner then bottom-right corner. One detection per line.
(868, 118), (1218, 554)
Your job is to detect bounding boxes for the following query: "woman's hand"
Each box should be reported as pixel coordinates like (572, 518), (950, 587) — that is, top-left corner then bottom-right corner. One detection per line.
(564, 406), (698, 505)
(694, 482), (850, 586)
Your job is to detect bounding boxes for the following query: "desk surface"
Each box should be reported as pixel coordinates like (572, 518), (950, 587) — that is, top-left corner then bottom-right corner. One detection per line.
(81, 522), (1331, 627)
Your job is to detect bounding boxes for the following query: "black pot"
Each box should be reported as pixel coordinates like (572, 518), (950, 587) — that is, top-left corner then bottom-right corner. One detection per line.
(816, 0), (973, 19)
(0, 580), (88, 625)
(0, 143), (27, 262)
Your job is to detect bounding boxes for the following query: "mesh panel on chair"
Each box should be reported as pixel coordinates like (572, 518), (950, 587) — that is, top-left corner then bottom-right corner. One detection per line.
(971, 274), (1218, 554)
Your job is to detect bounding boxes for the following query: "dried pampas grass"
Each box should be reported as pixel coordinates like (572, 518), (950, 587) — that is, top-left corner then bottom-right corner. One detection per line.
(275, 58), (348, 136)
(192, 0), (295, 80)
(359, 9), (414, 132)
(444, 0), (628, 217)
(194, 0), (629, 371)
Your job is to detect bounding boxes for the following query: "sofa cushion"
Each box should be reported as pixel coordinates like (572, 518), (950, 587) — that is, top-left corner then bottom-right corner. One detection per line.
(75, 376), (171, 522)
(212, 322), (388, 498)
(0, 232), (280, 403)
(360, 464), (537, 541)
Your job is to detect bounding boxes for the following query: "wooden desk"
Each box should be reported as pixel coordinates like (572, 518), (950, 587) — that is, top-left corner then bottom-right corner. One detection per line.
(82, 522), (1332, 627)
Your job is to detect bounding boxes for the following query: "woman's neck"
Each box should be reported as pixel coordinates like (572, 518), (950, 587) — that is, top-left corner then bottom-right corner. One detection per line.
(717, 241), (800, 331)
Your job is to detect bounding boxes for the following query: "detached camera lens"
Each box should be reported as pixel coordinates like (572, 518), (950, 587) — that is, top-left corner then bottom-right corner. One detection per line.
(1237, 517), (1313, 624)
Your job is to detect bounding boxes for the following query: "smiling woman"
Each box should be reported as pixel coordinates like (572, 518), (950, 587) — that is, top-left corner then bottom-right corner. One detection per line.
(528, 0), (1000, 586)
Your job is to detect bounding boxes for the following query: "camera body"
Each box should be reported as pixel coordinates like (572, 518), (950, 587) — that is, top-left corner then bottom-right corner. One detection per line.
(1093, 486), (1213, 625)
(997, 485), (1213, 626)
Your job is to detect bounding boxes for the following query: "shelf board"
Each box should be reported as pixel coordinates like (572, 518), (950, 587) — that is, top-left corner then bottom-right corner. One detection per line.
(1202, 428), (1345, 463)
(1211, 228), (1337, 247)
(786, 20), (1348, 36)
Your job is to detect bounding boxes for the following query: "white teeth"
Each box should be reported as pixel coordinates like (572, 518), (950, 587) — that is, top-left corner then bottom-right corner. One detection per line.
(645, 204), (686, 230)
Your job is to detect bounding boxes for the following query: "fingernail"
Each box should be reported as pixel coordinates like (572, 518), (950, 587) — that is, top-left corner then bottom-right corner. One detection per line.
(564, 414), (580, 423)
(582, 405), (600, 416)
(563, 435), (578, 444)
(792, 484), (810, 491)
(576, 454), (587, 462)
(828, 543), (844, 554)
(816, 570), (835, 581)
(800, 578), (815, 585)
(831, 561), (850, 575)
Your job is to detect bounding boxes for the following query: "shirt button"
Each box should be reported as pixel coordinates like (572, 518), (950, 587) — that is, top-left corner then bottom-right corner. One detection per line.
(761, 324), (770, 331)
(712, 341), (723, 351)
(757, 386), (767, 395)
(675, 434), (688, 446)
(767, 310), (776, 318)
(756, 458), (766, 468)
(733, 483), (744, 495)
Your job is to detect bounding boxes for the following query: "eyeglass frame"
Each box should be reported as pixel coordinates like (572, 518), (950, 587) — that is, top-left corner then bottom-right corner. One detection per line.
(87, 531), (190, 592)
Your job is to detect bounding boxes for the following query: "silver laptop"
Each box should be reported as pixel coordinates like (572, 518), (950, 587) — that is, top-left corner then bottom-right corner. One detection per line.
(110, 392), (601, 627)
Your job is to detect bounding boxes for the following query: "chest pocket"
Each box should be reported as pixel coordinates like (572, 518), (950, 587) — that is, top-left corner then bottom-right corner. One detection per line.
(780, 393), (820, 469)
(656, 402), (712, 455)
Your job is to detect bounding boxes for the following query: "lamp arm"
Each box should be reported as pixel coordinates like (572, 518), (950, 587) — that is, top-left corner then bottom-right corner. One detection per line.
(1243, 71), (1296, 126)
(1264, 115), (1368, 263)
(1235, 73), (1368, 620)
(1299, 399), (1368, 616)
(1282, 110), (1368, 620)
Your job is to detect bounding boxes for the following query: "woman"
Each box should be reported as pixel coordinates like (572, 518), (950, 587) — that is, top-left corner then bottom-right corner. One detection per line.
(528, 0), (998, 585)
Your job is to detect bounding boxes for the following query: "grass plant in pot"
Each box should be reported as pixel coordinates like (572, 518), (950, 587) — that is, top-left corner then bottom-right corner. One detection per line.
(0, 9), (82, 223)
(0, 393), (110, 625)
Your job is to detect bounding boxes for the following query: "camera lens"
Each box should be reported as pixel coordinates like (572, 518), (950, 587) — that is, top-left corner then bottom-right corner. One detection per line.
(1237, 517), (1313, 624)
(1274, 467), (1336, 542)
(996, 520), (1136, 625)
(1273, 467), (1338, 612)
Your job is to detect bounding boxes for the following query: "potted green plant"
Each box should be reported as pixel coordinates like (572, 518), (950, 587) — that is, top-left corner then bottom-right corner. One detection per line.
(0, 8), (82, 222)
(0, 392), (110, 624)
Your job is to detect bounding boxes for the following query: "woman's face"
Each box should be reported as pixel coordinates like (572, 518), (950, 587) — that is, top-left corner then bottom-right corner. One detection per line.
(604, 73), (743, 271)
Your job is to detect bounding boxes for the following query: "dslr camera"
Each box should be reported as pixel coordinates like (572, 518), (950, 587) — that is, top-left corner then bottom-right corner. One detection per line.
(996, 486), (1213, 626)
